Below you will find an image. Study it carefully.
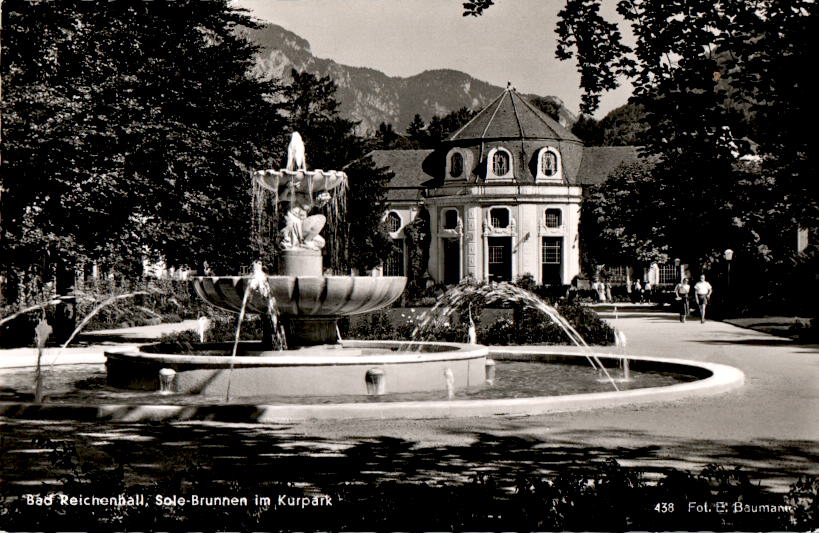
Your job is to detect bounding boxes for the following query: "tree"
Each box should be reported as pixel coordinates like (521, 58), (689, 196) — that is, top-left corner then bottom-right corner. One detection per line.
(572, 104), (648, 146)
(368, 122), (414, 150)
(571, 115), (604, 146)
(530, 96), (563, 123)
(339, 158), (395, 274)
(427, 107), (478, 143)
(1, 0), (285, 337)
(406, 114), (429, 147)
(403, 207), (432, 294)
(408, 107), (478, 148)
(466, 0), (817, 312)
(280, 69), (364, 171)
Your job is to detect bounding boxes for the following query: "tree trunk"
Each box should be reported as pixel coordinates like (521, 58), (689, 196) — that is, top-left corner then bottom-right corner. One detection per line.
(52, 261), (77, 344)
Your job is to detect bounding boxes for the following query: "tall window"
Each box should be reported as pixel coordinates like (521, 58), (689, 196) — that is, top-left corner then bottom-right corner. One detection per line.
(386, 212), (402, 233)
(490, 208), (509, 228)
(545, 209), (561, 228)
(443, 209), (459, 230)
(385, 239), (405, 276)
(541, 237), (562, 285)
(658, 264), (679, 285)
(449, 153), (463, 178)
(492, 151), (510, 176)
(541, 150), (558, 177)
(488, 246), (505, 264)
(541, 239), (561, 264)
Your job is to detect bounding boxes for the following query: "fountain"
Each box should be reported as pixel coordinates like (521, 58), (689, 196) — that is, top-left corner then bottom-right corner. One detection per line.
(0, 135), (745, 420)
(104, 134), (487, 398)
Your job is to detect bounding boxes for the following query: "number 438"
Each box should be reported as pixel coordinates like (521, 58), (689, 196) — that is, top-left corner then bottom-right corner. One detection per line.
(654, 502), (675, 513)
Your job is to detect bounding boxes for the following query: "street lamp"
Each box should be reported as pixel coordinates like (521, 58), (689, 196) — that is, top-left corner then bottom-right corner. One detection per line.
(724, 249), (733, 308)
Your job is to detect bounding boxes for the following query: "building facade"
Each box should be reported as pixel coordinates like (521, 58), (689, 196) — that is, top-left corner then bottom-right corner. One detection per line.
(370, 87), (638, 285)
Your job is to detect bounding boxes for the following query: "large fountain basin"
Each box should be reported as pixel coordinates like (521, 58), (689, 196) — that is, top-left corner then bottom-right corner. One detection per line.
(193, 276), (406, 316)
(105, 341), (487, 397)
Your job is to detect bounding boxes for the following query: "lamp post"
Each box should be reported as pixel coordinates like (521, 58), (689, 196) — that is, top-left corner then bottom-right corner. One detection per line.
(724, 249), (733, 311)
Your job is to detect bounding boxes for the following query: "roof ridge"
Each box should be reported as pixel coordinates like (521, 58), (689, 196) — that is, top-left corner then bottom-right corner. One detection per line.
(508, 89), (525, 138)
(480, 89), (508, 140)
(449, 88), (507, 141)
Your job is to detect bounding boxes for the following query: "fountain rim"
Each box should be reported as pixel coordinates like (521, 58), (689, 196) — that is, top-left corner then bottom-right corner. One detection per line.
(0, 346), (744, 422)
(107, 340), (488, 366)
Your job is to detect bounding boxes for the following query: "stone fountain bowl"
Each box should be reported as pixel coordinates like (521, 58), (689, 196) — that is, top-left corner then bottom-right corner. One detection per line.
(193, 275), (407, 316)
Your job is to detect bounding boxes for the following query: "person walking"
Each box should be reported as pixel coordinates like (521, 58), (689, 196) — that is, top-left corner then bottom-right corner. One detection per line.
(694, 274), (713, 323)
(674, 278), (691, 323)
(632, 279), (643, 303)
(593, 279), (606, 302)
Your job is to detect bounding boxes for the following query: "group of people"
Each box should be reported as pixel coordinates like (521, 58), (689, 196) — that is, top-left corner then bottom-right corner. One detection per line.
(674, 275), (713, 323)
(630, 279), (655, 303)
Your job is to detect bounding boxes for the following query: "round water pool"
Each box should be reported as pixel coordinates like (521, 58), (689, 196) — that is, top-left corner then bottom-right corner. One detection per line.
(0, 360), (695, 405)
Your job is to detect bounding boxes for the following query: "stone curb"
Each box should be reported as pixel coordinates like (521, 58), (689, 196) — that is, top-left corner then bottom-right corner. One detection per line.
(0, 348), (744, 423)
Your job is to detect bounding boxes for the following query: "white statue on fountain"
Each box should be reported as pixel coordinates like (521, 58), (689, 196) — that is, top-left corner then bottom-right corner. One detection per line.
(286, 131), (307, 171)
(256, 131), (345, 251)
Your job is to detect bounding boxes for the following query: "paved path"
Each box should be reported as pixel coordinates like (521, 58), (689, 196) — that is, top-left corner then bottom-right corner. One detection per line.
(1, 311), (817, 491)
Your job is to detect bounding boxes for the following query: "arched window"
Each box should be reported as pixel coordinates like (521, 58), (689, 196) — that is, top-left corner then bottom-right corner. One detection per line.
(490, 208), (509, 228)
(386, 212), (402, 233)
(492, 151), (510, 176)
(535, 147), (561, 181)
(545, 209), (561, 228)
(443, 209), (459, 230)
(541, 151), (558, 177)
(449, 153), (463, 178)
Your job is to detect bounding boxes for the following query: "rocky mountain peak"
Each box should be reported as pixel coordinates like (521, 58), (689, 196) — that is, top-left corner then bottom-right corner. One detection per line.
(245, 23), (575, 134)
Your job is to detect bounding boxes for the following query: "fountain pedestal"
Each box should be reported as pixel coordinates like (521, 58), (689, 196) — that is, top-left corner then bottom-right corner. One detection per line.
(279, 248), (322, 277)
(278, 249), (336, 347)
(283, 317), (338, 347)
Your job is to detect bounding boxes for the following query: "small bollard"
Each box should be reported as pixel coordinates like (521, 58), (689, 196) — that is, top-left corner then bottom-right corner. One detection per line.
(365, 368), (386, 395)
(158, 368), (176, 395)
(485, 359), (496, 386)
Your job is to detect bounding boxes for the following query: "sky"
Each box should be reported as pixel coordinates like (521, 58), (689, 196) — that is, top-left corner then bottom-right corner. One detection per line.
(232, 0), (634, 118)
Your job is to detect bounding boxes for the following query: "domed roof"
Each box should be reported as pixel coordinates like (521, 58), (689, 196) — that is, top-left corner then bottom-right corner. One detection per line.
(446, 86), (582, 144)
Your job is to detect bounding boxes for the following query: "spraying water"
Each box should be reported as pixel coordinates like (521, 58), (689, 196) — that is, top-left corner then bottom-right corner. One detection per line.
(409, 281), (620, 391)
(0, 299), (62, 328)
(614, 329), (631, 382)
(34, 318), (53, 403)
(224, 262), (279, 403)
(0, 289), (156, 400)
(48, 291), (150, 367)
(197, 316), (211, 343)
(444, 367), (455, 400)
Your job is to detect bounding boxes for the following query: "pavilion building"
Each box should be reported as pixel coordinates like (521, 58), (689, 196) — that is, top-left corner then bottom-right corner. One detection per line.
(369, 86), (638, 286)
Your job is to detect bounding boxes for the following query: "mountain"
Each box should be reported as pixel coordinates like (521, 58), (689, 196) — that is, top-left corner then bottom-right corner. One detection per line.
(244, 23), (575, 134)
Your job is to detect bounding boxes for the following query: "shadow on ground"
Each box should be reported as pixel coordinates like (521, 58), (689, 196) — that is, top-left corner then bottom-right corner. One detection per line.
(1, 419), (816, 530)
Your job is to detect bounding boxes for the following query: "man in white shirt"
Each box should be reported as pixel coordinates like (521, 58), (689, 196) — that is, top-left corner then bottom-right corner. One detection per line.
(694, 274), (713, 323)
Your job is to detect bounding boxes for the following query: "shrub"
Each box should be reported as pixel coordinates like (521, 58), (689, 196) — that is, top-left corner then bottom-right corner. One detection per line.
(346, 303), (614, 346)
(148, 315), (265, 351)
(790, 317), (818, 343)
(75, 277), (211, 330)
(475, 304), (613, 346)
(1, 456), (811, 531)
